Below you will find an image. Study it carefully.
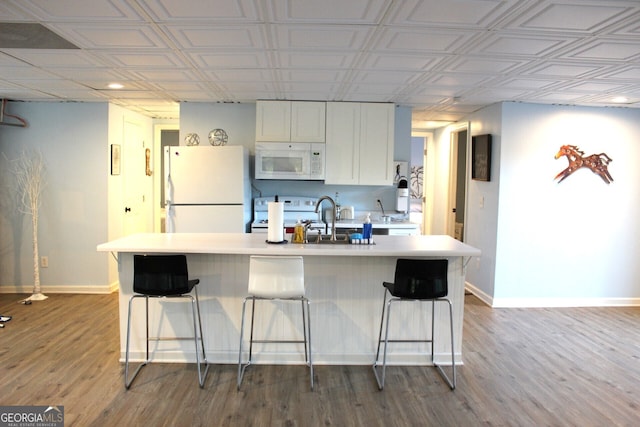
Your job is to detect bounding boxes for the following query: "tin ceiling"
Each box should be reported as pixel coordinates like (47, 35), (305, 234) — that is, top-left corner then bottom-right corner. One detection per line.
(1, 0), (639, 127)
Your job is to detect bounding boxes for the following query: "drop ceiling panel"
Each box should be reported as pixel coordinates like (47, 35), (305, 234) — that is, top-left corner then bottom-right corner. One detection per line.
(445, 57), (526, 74)
(165, 25), (265, 49)
(128, 69), (199, 83)
(281, 70), (348, 83)
(567, 40), (640, 61)
(103, 51), (185, 68)
(474, 33), (576, 57)
(189, 52), (270, 69)
(14, 0), (142, 21)
(278, 51), (357, 69)
(207, 69), (273, 83)
(390, 0), (509, 27)
(363, 53), (441, 72)
(564, 81), (629, 93)
(511, 2), (634, 33)
(274, 25), (372, 50)
(3, 50), (104, 68)
(1, 0), (639, 122)
(141, 0), (259, 21)
(524, 62), (606, 78)
(375, 27), (473, 53)
(51, 24), (168, 49)
(600, 66), (640, 81)
(272, 0), (389, 24)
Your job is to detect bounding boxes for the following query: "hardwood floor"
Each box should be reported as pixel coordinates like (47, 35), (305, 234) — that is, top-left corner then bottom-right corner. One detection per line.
(1, 293), (639, 426)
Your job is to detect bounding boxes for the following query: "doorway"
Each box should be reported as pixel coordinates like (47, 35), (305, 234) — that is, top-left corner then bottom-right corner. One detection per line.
(122, 119), (153, 236)
(448, 126), (468, 241)
(152, 124), (179, 232)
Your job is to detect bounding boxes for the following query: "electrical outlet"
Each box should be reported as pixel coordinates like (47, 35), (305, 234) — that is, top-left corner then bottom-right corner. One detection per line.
(40, 256), (48, 268)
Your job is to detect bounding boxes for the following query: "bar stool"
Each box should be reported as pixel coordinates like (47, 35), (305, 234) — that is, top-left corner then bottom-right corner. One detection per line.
(372, 258), (455, 390)
(125, 254), (209, 389)
(237, 255), (313, 390)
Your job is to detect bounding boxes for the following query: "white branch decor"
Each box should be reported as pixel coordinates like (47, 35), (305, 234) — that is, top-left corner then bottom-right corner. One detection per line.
(10, 149), (47, 301)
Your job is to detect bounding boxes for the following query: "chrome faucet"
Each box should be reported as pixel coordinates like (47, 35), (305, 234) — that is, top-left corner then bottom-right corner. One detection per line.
(315, 195), (337, 241)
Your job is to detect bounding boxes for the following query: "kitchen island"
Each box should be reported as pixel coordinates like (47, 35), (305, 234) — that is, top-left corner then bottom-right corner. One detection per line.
(97, 233), (480, 366)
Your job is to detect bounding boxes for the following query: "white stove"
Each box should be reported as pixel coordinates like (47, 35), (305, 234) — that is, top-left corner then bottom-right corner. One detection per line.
(251, 196), (328, 236)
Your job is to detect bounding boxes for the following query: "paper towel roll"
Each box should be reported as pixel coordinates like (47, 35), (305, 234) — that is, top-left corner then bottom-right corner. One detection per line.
(267, 202), (285, 242)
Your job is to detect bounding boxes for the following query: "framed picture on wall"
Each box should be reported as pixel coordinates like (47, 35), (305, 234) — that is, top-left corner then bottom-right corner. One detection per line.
(472, 134), (491, 181)
(111, 144), (121, 175)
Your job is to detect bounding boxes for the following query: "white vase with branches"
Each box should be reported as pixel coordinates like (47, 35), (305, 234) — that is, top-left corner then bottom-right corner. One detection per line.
(9, 149), (47, 301)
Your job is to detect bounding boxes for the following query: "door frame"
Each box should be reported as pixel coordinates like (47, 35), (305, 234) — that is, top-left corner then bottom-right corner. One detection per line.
(153, 123), (179, 232)
(447, 122), (470, 240)
(411, 130), (434, 235)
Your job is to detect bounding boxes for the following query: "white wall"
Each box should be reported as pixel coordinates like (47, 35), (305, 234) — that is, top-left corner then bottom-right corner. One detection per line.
(464, 103), (502, 302)
(461, 102), (640, 307)
(0, 102), (110, 293)
(493, 102), (640, 306)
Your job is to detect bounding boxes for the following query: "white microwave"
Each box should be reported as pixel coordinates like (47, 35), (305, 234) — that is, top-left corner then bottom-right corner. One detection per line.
(255, 142), (325, 180)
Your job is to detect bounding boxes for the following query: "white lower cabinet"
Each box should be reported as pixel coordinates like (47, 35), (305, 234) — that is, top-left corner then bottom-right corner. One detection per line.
(325, 102), (394, 185)
(388, 227), (419, 236)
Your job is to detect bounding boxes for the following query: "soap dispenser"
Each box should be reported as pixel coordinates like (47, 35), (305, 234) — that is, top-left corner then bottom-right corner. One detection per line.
(363, 213), (373, 244)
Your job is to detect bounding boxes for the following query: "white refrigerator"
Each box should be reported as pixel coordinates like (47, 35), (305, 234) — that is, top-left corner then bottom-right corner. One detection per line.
(165, 145), (251, 233)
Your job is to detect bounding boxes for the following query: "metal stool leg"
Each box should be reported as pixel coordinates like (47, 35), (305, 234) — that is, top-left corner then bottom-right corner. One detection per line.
(372, 291), (393, 390)
(304, 298), (314, 390)
(433, 299), (456, 389)
(191, 289), (210, 388)
(125, 295), (150, 389)
(238, 296), (313, 391)
(237, 297), (248, 389)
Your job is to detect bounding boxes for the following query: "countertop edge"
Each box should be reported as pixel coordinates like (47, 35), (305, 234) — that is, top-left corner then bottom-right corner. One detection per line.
(97, 233), (481, 257)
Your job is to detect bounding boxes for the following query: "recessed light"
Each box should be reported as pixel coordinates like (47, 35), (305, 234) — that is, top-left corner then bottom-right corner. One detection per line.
(611, 96), (628, 103)
(108, 83), (124, 90)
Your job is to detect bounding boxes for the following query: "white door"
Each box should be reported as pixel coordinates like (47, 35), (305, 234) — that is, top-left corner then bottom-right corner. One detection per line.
(122, 119), (151, 236)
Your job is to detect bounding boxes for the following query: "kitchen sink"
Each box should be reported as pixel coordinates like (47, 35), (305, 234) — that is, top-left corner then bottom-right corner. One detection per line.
(306, 233), (351, 244)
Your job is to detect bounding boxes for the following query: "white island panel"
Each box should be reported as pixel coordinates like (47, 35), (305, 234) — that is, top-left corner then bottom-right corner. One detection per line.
(98, 233), (480, 366)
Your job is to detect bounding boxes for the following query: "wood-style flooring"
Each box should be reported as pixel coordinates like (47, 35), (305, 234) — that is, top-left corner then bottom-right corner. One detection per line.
(1, 293), (639, 426)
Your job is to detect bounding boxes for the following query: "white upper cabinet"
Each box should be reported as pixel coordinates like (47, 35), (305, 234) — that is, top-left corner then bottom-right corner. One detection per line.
(256, 101), (325, 142)
(255, 101), (290, 141)
(325, 102), (394, 186)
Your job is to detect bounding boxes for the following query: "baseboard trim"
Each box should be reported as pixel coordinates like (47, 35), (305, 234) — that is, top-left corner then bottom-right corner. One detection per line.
(464, 282), (493, 306)
(491, 297), (640, 308)
(0, 282), (118, 295)
(464, 283), (640, 307)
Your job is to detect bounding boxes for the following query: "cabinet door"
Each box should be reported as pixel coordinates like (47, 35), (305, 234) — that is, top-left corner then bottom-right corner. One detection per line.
(325, 102), (360, 185)
(359, 103), (395, 185)
(256, 101), (291, 141)
(291, 101), (326, 142)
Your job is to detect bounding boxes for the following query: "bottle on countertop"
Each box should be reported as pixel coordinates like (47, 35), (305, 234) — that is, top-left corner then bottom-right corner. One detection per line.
(363, 212), (373, 244)
(335, 192), (341, 221)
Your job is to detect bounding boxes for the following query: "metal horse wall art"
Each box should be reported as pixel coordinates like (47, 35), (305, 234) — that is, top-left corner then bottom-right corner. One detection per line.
(554, 145), (613, 184)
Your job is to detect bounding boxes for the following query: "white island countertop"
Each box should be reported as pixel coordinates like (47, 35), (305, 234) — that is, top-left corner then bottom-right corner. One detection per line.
(98, 232), (480, 366)
(97, 232), (481, 258)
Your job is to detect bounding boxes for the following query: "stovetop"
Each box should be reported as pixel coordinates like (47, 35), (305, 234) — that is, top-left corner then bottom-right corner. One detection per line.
(252, 196), (323, 227)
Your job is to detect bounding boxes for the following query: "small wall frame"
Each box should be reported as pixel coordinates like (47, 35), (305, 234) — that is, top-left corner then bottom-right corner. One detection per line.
(472, 134), (492, 181)
(111, 144), (121, 175)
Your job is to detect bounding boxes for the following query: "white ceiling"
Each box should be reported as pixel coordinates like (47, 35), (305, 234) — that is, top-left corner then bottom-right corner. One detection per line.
(1, 0), (640, 128)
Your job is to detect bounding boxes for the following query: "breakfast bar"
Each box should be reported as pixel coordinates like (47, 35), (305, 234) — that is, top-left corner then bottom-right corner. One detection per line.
(97, 233), (480, 366)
